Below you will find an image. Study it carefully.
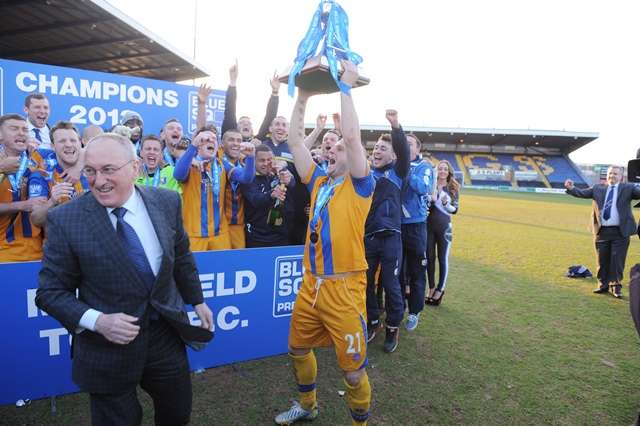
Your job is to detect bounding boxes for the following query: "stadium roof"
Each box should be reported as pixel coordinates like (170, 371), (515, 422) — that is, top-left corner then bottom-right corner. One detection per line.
(0, 0), (210, 82)
(306, 124), (599, 154)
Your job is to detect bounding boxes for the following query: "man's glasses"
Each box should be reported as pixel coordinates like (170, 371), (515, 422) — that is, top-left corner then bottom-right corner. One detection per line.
(83, 159), (134, 177)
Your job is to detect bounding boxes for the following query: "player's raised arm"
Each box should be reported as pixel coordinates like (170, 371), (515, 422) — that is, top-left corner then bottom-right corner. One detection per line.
(287, 89), (315, 180)
(303, 113), (327, 149)
(339, 60), (368, 179)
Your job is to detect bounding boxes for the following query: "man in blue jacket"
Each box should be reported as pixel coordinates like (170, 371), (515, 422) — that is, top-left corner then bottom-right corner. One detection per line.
(365, 109), (410, 353)
(400, 133), (433, 331)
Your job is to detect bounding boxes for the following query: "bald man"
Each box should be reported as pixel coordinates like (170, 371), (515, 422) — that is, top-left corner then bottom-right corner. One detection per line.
(36, 133), (213, 425)
(81, 124), (104, 146)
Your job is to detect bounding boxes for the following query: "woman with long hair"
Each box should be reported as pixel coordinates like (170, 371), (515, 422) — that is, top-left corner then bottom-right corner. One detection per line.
(426, 160), (460, 306)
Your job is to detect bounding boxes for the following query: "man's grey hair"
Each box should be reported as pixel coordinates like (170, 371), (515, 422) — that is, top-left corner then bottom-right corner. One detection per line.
(86, 132), (135, 161)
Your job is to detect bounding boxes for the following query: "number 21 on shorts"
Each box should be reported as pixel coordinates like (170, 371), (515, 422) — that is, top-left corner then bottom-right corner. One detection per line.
(345, 332), (362, 354)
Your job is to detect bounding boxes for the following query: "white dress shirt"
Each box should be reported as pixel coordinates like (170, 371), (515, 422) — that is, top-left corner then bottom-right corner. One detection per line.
(78, 188), (163, 331)
(27, 121), (52, 150)
(600, 184), (620, 227)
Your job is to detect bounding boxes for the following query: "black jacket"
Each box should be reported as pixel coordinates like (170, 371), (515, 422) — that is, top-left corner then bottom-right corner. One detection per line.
(222, 86), (278, 141)
(241, 174), (294, 245)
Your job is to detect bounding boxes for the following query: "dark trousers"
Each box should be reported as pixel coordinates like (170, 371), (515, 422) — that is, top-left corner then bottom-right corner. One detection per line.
(366, 231), (404, 327)
(401, 222), (427, 315)
(427, 221), (453, 292)
(89, 319), (192, 426)
(246, 236), (289, 248)
(595, 226), (630, 286)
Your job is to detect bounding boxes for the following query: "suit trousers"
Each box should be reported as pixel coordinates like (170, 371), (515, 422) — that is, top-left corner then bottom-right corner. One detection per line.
(89, 318), (192, 426)
(595, 226), (630, 286)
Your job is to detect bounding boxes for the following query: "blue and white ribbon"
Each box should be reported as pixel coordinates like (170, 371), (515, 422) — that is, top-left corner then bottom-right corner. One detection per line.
(163, 147), (175, 166)
(7, 152), (29, 193)
(204, 161), (220, 201)
(288, 0), (363, 96)
(143, 164), (161, 187)
(309, 176), (344, 234)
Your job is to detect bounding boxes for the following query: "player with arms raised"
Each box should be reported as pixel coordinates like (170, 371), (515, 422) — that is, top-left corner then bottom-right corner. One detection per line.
(274, 60), (375, 426)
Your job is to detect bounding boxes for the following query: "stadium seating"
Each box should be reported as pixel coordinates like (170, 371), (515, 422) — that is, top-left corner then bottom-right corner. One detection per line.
(539, 155), (588, 188)
(422, 151), (588, 189)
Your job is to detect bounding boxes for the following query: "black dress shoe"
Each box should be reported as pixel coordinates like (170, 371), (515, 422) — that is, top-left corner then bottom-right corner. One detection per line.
(593, 286), (609, 294)
(612, 284), (622, 298)
(430, 291), (445, 306)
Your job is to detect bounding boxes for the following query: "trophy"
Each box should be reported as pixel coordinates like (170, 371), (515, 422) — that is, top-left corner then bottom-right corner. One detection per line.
(279, 0), (370, 95)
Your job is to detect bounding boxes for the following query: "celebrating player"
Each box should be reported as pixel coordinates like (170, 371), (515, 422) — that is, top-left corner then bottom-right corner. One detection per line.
(173, 126), (255, 251)
(274, 60), (375, 426)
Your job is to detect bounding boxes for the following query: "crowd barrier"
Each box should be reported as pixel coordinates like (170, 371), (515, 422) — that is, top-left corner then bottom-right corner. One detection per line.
(1, 246), (302, 405)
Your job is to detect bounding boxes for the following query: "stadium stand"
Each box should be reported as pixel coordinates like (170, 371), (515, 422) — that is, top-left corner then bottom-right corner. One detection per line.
(340, 126), (598, 191)
(1, 0), (209, 81)
(543, 155), (590, 188)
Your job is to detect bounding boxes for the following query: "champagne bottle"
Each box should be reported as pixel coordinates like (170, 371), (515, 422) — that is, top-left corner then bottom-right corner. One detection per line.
(267, 183), (286, 226)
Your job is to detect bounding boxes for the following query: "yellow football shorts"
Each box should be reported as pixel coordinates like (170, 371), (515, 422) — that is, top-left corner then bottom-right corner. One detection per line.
(289, 270), (368, 372)
(188, 233), (231, 251)
(228, 224), (246, 249)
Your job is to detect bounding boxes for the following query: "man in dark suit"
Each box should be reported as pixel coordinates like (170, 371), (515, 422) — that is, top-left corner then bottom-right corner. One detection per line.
(565, 165), (640, 298)
(36, 133), (213, 426)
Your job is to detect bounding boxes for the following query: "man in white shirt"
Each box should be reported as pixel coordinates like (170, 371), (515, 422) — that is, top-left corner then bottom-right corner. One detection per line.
(566, 166), (640, 298)
(23, 93), (52, 150)
(36, 133), (213, 425)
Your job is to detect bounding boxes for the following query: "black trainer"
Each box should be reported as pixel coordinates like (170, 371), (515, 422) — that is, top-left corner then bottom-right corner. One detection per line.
(613, 284), (622, 299)
(367, 320), (382, 343)
(383, 326), (399, 353)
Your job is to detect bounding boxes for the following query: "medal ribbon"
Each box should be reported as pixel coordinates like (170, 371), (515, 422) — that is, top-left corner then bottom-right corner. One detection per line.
(7, 152), (29, 194)
(143, 164), (161, 187)
(202, 160), (221, 235)
(309, 176), (344, 237)
(163, 147), (175, 166)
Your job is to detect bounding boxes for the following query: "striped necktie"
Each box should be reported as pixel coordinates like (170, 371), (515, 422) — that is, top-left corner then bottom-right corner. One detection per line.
(33, 128), (43, 143)
(602, 185), (615, 221)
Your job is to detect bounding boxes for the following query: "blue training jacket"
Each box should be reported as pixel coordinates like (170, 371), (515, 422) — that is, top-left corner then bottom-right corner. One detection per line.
(365, 126), (410, 236)
(401, 156), (434, 224)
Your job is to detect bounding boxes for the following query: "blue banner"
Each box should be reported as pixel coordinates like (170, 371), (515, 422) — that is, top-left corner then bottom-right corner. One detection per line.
(0, 246), (303, 405)
(0, 58), (225, 135)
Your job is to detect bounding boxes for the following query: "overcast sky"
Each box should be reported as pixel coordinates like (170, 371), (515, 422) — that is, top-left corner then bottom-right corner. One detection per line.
(106, 0), (640, 165)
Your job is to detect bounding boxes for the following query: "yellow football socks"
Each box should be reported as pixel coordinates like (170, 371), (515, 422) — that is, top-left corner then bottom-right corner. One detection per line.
(344, 372), (371, 425)
(290, 351), (318, 411)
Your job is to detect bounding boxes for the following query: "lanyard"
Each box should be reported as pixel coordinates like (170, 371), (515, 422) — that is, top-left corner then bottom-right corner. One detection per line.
(7, 152), (29, 193)
(143, 164), (161, 187)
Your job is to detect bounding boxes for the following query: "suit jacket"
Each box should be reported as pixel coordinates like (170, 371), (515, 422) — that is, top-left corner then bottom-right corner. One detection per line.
(35, 186), (205, 393)
(566, 183), (640, 238)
